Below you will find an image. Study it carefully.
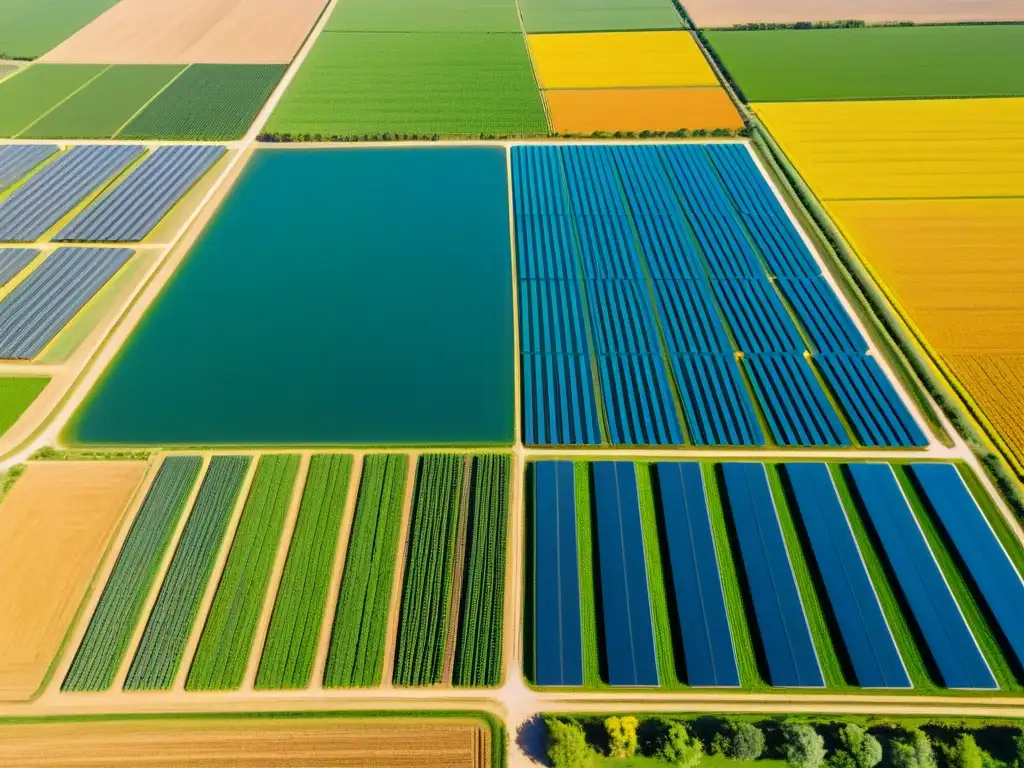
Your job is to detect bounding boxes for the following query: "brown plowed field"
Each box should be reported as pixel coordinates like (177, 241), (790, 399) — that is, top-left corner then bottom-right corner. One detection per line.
(682, 0), (1022, 28)
(41, 0), (329, 64)
(0, 717), (490, 767)
(0, 461), (146, 701)
(546, 87), (744, 134)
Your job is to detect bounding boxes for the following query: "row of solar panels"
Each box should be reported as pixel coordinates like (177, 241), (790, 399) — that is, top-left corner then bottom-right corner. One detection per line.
(0, 143), (224, 243)
(533, 460), (1019, 691)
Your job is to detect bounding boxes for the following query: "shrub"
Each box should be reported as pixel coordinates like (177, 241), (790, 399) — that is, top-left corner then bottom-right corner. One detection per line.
(606, 716), (639, 758)
(726, 722), (766, 761)
(659, 722), (704, 768)
(839, 724), (882, 768)
(945, 735), (984, 768)
(547, 718), (594, 768)
(891, 730), (937, 768)
(782, 723), (826, 768)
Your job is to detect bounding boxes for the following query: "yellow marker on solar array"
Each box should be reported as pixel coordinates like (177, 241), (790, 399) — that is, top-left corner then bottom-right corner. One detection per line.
(527, 31), (719, 89)
(756, 98), (1024, 200)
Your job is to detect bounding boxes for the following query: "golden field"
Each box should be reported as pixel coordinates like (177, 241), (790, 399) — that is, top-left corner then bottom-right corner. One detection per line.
(828, 197), (1024, 462)
(756, 98), (1024, 200)
(528, 31), (719, 89)
(546, 86), (743, 134)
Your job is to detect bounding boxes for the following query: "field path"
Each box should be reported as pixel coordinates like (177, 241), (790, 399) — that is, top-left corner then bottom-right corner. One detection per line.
(442, 458), (475, 683)
(241, 453), (311, 690)
(310, 453), (365, 688)
(380, 454), (420, 688)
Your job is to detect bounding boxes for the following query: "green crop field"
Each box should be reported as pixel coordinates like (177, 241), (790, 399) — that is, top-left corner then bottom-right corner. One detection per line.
(124, 456), (250, 691)
(453, 454), (510, 687)
(0, 64), (105, 137)
(519, 0), (682, 33)
(327, 0), (521, 33)
(393, 454), (465, 686)
(186, 455), (299, 691)
(118, 64), (285, 140)
(0, 377), (49, 438)
(22, 65), (183, 139)
(266, 32), (548, 138)
(706, 25), (1024, 102)
(323, 454), (408, 688)
(62, 456), (202, 692)
(0, 0), (119, 59)
(255, 454), (353, 690)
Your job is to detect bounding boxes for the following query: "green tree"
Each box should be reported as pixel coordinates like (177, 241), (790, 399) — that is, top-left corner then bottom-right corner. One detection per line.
(659, 722), (704, 768)
(1012, 729), (1024, 768)
(547, 718), (595, 768)
(828, 751), (858, 768)
(782, 723), (827, 768)
(946, 735), (984, 768)
(839, 724), (882, 768)
(726, 722), (766, 761)
(606, 716), (639, 759)
(891, 730), (937, 768)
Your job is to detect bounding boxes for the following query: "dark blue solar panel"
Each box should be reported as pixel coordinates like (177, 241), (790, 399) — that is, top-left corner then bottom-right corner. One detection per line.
(909, 463), (1024, 674)
(784, 463), (910, 689)
(655, 462), (739, 687)
(533, 461), (584, 686)
(592, 462), (660, 686)
(722, 463), (824, 687)
(846, 463), (997, 690)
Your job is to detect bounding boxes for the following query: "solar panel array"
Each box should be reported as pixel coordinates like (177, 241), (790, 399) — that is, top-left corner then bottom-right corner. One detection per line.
(0, 247), (38, 288)
(0, 144), (58, 191)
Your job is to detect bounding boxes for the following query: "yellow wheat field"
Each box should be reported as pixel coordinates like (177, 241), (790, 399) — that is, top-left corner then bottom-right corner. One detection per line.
(528, 31), (719, 89)
(946, 354), (1024, 468)
(756, 98), (1024, 200)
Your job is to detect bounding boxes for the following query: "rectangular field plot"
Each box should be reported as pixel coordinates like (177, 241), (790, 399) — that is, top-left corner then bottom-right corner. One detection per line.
(0, 247), (134, 360)
(266, 33), (547, 138)
(0, 145), (58, 191)
(0, 0), (120, 60)
(0, 144), (143, 242)
(592, 462), (659, 686)
(783, 463), (909, 689)
(57, 145), (226, 243)
(846, 463), (997, 690)
(327, 0), (520, 32)
(511, 142), (925, 448)
(125, 456), (251, 691)
(909, 463), (1024, 673)
(68, 148), (514, 445)
(722, 463), (823, 687)
(0, 65), (106, 137)
(63, 456), (202, 692)
(681, 0), (1024, 28)
(520, 0), (681, 33)
(654, 462), (739, 687)
(532, 461), (585, 686)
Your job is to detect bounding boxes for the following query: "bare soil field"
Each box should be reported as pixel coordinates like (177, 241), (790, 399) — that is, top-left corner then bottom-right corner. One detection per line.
(0, 716), (490, 767)
(41, 0), (329, 64)
(0, 461), (147, 701)
(683, 0), (1023, 27)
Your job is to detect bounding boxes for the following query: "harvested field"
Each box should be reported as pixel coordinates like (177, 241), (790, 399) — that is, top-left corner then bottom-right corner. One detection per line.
(681, 0), (1024, 28)
(0, 377), (48, 438)
(0, 461), (146, 700)
(0, 0), (119, 60)
(528, 31), (719, 89)
(267, 32), (547, 137)
(0, 64), (106, 137)
(546, 86), (743, 133)
(708, 26), (1024, 102)
(756, 98), (1024, 200)
(0, 716), (492, 767)
(41, 0), (330, 64)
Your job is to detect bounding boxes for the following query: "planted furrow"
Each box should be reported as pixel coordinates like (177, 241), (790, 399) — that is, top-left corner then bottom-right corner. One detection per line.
(62, 456), (202, 692)
(323, 454), (408, 687)
(255, 454), (353, 689)
(186, 454), (299, 690)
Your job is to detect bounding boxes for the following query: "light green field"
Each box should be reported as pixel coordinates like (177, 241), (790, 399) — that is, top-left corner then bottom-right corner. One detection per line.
(266, 32), (549, 137)
(519, 0), (682, 33)
(327, 0), (521, 32)
(22, 65), (183, 139)
(0, 0), (119, 59)
(0, 377), (49, 438)
(0, 64), (105, 137)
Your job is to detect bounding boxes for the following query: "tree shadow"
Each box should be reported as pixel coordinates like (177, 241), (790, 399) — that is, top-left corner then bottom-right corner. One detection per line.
(516, 715), (549, 766)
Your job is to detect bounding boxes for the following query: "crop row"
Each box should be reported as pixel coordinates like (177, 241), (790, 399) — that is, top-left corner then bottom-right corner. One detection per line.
(254, 454), (353, 690)
(453, 455), (510, 687)
(62, 456), (202, 692)
(186, 455), (299, 691)
(124, 455), (250, 690)
(324, 454), (408, 688)
(393, 455), (466, 686)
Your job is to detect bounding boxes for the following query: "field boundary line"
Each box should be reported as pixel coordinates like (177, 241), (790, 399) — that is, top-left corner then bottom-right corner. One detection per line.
(381, 454), (420, 688)
(505, 146), (523, 450)
(513, 0), (552, 133)
(311, 452), (365, 688)
(241, 452), (311, 691)
(12, 65), (112, 139)
(38, 455), (164, 700)
(504, 451), (526, 687)
(110, 454), (211, 692)
(110, 64), (191, 140)
(174, 456), (259, 692)
(442, 458), (475, 683)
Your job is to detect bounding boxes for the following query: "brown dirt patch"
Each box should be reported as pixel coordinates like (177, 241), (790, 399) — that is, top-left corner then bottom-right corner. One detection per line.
(0, 716), (490, 767)
(683, 0), (1023, 27)
(41, 0), (330, 64)
(0, 461), (147, 700)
